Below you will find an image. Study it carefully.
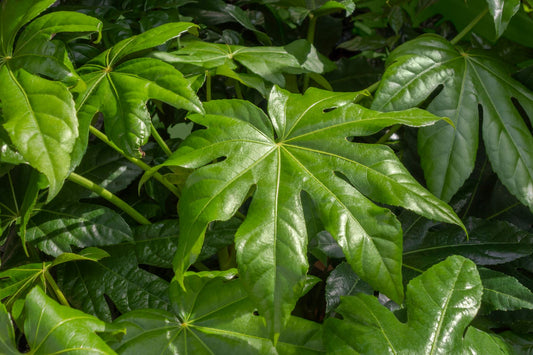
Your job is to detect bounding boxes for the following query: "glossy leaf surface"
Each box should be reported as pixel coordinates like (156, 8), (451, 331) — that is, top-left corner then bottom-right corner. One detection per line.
(159, 86), (463, 338)
(373, 34), (533, 207)
(22, 286), (115, 354)
(0, 0), (101, 198)
(76, 22), (203, 157)
(0, 304), (17, 354)
(485, 0), (521, 37)
(325, 256), (492, 354)
(26, 203), (132, 256)
(111, 271), (324, 354)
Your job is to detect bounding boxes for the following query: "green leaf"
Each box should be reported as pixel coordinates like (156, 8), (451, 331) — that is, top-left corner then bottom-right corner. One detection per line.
(403, 217), (533, 270)
(0, 249), (107, 307)
(485, 0), (521, 37)
(0, 67), (77, 199)
(154, 38), (334, 88)
(158, 86), (463, 338)
(0, 304), (18, 354)
(56, 236), (172, 322)
(324, 256), (488, 354)
(463, 327), (512, 354)
(76, 22), (203, 157)
(373, 34), (533, 208)
(110, 271), (325, 354)
(22, 286), (115, 354)
(325, 262), (373, 315)
(479, 268), (533, 314)
(25, 203), (133, 257)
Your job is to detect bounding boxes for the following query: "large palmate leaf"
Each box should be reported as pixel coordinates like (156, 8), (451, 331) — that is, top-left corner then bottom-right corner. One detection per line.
(0, 0), (101, 199)
(76, 22), (204, 159)
(20, 286), (115, 354)
(373, 34), (533, 208)
(110, 271), (324, 354)
(156, 86), (463, 338)
(0, 304), (17, 354)
(324, 256), (510, 354)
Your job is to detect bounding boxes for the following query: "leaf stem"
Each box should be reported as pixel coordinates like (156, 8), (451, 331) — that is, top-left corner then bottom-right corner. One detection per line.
(461, 158), (487, 219)
(67, 172), (151, 225)
(89, 126), (180, 197)
(234, 80), (243, 99)
(151, 122), (172, 157)
(450, 8), (489, 45)
(365, 81), (380, 94)
(206, 70), (212, 101)
(486, 202), (521, 220)
(376, 125), (401, 144)
(302, 14), (318, 92)
(44, 270), (70, 306)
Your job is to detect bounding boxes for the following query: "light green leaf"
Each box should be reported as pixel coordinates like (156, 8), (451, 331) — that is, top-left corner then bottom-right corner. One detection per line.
(464, 327), (512, 354)
(485, 0), (521, 37)
(479, 268), (533, 314)
(76, 23), (203, 157)
(157, 86), (462, 338)
(22, 286), (116, 354)
(25, 203), (133, 257)
(0, 303), (18, 354)
(324, 256), (491, 354)
(373, 34), (533, 208)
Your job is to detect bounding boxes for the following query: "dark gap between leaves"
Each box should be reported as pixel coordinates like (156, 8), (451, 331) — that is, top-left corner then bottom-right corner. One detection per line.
(511, 97), (533, 135)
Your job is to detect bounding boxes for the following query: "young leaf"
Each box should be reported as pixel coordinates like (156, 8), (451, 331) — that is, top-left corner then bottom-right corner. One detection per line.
(25, 203), (133, 256)
(21, 286), (116, 354)
(373, 34), (533, 208)
(75, 22), (204, 158)
(157, 86), (463, 338)
(324, 256), (495, 354)
(0, 0), (102, 199)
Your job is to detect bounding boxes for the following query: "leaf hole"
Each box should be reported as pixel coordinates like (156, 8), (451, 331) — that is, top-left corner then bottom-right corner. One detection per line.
(323, 107), (337, 113)
(253, 310), (260, 316)
(511, 97), (533, 135)
(418, 84), (444, 109)
(103, 294), (121, 321)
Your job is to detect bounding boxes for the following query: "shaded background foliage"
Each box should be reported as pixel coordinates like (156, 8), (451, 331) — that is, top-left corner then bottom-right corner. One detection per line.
(2, 0), (533, 353)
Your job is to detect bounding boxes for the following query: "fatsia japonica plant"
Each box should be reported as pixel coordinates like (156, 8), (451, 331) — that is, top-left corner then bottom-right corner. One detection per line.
(2, 0), (533, 353)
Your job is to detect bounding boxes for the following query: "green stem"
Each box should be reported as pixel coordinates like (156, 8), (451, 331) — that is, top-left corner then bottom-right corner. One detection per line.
(365, 81), (380, 94)
(44, 270), (70, 306)
(450, 8), (489, 45)
(461, 159), (487, 219)
(151, 122), (172, 157)
(68, 172), (150, 225)
(234, 80), (243, 99)
(302, 14), (318, 92)
(206, 70), (212, 101)
(402, 263), (424, 273)
(89, 126), (180, 198)
(376, 124), (401, 144)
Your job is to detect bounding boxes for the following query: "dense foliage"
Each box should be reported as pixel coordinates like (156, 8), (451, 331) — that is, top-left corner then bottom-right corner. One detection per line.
(1, 0), (533, 353)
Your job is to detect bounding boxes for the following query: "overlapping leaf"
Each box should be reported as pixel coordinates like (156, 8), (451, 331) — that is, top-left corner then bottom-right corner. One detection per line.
(154, 38), (334, 92)
(156, 85), (463, 338)
(110, 271), (325, 354)
(75, 22), (204, 159)
(56, 222), (182, 322)
(373, 34), (533, 208)
(479, 268), (533, 314)
(0, 0), (102, 199)
(21, 286), (115, 354)
(324, 256), (510, 354)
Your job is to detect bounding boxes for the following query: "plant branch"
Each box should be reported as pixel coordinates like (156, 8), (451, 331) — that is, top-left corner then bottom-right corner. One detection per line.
(451, 8), (489, 45)
(376, 125), (401, 144)
(67, 172), (151, 225)
(89, 126), (181, 198)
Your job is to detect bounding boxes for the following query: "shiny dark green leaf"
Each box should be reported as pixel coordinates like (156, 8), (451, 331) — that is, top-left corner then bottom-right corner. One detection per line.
(373, 34), (533, 208)
(479, 268), (533, 314)
(0, 304), (17, 354)
(157, 85), (462, 338)
(325, 262), (373, 315)
(25, 203), (133, 256)
(403, 217), (533, 270)
(485, 0), (521, 37)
